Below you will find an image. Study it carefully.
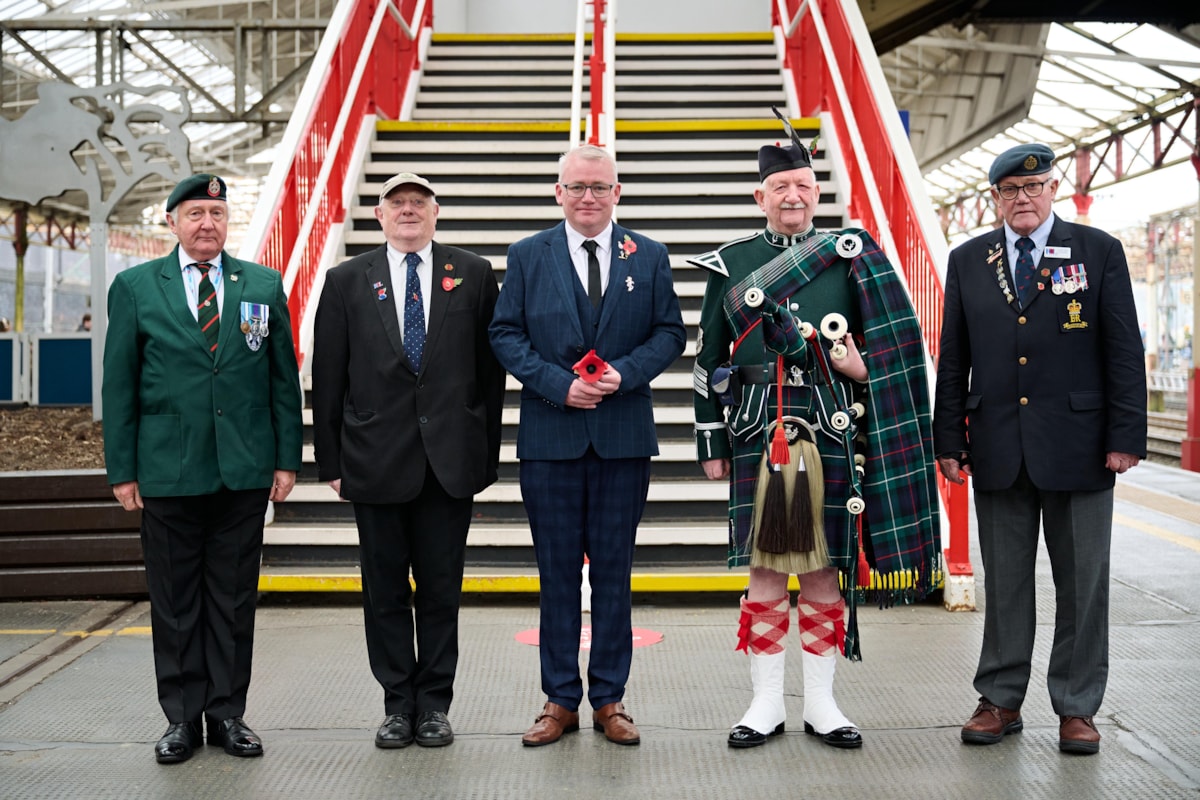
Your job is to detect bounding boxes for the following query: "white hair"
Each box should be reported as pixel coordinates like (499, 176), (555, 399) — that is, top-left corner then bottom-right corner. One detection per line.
(558, 144), (618, 182)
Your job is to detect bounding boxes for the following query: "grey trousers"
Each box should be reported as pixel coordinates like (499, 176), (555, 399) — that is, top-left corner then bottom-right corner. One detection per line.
(973, 464), (1112, 716)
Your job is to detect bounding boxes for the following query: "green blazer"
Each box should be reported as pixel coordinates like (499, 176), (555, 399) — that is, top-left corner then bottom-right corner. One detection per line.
(102, 245), (303, 497)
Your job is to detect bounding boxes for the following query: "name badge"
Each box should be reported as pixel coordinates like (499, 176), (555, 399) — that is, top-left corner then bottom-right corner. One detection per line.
(1044, 246), (1071, 259)
(240, 302), (270, 351)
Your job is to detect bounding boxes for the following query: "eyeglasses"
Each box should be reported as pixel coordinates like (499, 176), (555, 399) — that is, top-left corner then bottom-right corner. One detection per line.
(560, 183), (614, 198)
(995, 179), (1053, 201)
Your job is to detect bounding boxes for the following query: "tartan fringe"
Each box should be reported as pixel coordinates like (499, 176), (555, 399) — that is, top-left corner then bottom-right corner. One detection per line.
(750, 436), (827, 574)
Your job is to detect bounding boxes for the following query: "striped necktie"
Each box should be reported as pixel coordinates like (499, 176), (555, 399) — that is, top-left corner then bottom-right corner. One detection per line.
(192, 262), (220, 353)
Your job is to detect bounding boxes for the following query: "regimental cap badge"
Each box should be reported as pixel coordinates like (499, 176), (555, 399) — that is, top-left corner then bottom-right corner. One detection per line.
(1023, 155), (1038, 170)
(208, 176), (222, 197)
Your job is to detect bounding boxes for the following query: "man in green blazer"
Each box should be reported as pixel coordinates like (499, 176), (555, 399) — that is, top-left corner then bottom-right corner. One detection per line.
(102, 174), (303, 765)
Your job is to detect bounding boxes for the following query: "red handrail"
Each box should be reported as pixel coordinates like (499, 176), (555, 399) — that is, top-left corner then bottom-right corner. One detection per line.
(244, 0), (431, 367)
(589, 0), (607, 145)
(774, 0), (972, 582)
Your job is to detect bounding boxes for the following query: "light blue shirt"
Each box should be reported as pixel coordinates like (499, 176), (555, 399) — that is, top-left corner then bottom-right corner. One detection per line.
(1003, 213), (1055, 285)
(386, 241), (433, 342)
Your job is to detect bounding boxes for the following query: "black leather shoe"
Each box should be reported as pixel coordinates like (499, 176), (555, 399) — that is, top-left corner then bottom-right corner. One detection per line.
(728, 721), (785, 748)
(155, 720), (203, 764)
(375, 713), (415, 749)
(804, 721), (863, 749)
(415, 710), (454, 747)
(206, 716), (264, 757)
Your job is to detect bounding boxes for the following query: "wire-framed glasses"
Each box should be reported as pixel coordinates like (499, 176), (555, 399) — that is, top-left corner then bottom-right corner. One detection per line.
(560, 183), (614, 198)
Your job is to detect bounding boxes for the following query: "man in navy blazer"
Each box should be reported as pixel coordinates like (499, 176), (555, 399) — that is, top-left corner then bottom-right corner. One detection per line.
(311, 172), (504, 749)
(934, 143), (1146, 756)
(490, 145), (685, 747)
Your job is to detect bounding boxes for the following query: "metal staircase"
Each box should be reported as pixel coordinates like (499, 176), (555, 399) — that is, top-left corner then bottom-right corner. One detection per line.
(264, 33), (845, 591)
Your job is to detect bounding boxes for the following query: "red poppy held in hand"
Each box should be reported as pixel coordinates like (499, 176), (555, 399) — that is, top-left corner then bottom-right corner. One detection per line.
(572, 349), (608, 383)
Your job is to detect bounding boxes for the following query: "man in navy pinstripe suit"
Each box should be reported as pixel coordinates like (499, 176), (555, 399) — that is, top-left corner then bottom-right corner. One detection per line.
(489, 145), (685, 747)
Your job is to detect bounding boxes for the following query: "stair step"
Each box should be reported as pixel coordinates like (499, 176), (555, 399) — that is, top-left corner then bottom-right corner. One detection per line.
(264, 521), (726, 547)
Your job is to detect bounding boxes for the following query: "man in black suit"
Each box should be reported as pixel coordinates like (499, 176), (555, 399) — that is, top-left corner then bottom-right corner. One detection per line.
(311, 171), (504, 749)
(934, 143), (1146, 756)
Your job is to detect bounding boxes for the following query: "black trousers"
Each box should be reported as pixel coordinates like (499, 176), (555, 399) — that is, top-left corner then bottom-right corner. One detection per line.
(353, 465), (473, 716)
(140, 488), (270, 725)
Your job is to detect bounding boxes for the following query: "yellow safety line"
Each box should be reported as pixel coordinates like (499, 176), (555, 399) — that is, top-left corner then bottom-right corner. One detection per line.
(1114, 512), (1200, 553)
(254, 570), (942, 594)
(432, 33), (579, 43)
(614, 118), (818, 133)
(376, 120), (578, 133)
(616, 32), (774, 42)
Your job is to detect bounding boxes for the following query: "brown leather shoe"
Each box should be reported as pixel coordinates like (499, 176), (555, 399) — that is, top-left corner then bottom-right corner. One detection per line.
(961, 697), (1023, 744)
(521, 702), (579, 747)
(592, 702), (641, 745)
(1059, 715), (1100, 754)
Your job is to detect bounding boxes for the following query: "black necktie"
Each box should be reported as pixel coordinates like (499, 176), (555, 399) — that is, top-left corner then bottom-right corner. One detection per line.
(192, 262), (219, 353)
(403, 252), (425, 368)
(583, 239), (601, 308)
(1014, 237), (1037, 305)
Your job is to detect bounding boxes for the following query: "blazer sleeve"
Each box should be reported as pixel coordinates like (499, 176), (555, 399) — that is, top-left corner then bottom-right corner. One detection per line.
(311, 270), (351, 482)
(933, 248), (971, 457)
(101, 270), (142, 485)
(488, 238), (575, 407)
(267, 270), (304, 472)
(1096, 234), (1148, 457)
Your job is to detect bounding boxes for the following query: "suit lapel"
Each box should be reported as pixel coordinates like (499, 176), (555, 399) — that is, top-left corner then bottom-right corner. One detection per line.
(424, 242), (454, 364)
(157, 246), (213, 354)
(981, 230), (1018, 310)
(214, 251), (245, 365)
(366, 247), (406, 365)
(545, 224), (585, 341)
(597, 225), (632, 336)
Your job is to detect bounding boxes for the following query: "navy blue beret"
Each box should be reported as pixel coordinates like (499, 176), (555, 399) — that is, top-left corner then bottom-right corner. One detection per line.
(988, 144), (1055, 185)
(758, 143), (812, 181)
(166, 174), (227, 211)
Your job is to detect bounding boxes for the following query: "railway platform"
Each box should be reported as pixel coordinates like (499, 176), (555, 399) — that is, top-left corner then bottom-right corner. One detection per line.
(1, 461), (1198, 799)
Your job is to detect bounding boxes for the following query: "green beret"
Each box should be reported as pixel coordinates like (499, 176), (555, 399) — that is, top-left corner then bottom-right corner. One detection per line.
(758, 143), (812, 181)
(166, 174), (227, 211)
(988, 144), (1054, 185)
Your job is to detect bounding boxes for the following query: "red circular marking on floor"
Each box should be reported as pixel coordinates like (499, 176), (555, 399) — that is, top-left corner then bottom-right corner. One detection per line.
(514, 626), (663, 650)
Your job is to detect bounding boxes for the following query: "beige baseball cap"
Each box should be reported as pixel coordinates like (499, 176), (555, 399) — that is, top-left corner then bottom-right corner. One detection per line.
(378, 171), (436, 203)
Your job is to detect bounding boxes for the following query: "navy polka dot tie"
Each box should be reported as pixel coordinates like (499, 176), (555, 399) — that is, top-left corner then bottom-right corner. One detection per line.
(403, 252), (425, 368)
(1014, 237), (1036, 306)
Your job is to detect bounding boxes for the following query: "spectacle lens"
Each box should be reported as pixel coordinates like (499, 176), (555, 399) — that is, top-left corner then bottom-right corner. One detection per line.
(562, 183), (613, 198)
(996, 179), (1050, 200)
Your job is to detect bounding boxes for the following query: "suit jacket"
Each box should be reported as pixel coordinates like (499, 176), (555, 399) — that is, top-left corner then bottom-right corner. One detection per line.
(102, 246), (303, 496)
(933, 214), (1146, 492)
(489, 221), (686, 460)
(311, 242), (504, 503)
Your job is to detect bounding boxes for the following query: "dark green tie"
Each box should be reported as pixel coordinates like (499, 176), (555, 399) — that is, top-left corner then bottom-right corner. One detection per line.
(193, 262), (220, 353)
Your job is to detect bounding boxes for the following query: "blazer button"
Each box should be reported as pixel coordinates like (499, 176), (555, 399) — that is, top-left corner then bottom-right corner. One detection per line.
(213, 367), (219, 374)
(1019, 397), (1029, 406)
(1018, 356), (1027, 365)
(216, 409), (223, 416)
(419, 415), (429, 424)
(1017, 316), (1027, 325)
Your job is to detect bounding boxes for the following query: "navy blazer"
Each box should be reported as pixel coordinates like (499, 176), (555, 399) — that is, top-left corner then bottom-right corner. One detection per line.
(933, 214), (1146, 492)
(489, 221), (686, 460)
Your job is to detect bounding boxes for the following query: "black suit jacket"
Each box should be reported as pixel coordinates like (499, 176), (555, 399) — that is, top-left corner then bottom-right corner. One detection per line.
(933, 214), (1146, 492)
(311, 242), (504, 503)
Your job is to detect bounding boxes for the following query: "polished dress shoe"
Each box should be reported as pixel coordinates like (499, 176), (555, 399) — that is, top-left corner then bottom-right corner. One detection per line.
(155, 720), (203, 764)
(803, 721), (863, 749)
(1059, 715), (1100, 754)
(961, 697), (1023, 745)
(728, 721), (785, 748)
(592, 702), (640, 745)
(522, 702), (579, 746)
(415, 710), (454, 747)
(375, 713), (415, 749)
(206, 716), (264, 757)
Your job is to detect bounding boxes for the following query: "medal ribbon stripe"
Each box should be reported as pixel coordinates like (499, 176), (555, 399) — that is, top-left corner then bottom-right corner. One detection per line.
(192, 262), (219, 353)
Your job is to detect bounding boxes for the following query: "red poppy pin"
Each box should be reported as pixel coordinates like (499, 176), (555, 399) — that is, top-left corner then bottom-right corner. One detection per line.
(618, 235), (637, 260)
(572, 349), (608, 383)
(442, 276), (463, 291)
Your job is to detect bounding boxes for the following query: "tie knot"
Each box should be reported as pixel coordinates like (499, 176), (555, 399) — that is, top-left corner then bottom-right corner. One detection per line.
(405, 252), (421, 269)
(191, 261), (212, 274)
(1016, 237), (1034, 254)
(582, 239), (598, 255)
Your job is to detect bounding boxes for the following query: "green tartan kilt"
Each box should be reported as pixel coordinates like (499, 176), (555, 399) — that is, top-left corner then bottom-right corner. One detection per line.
(726, 377), (861, 570)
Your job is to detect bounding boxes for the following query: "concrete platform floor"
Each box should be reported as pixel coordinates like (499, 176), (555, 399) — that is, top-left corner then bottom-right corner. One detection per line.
(2, 462), (1199, 799)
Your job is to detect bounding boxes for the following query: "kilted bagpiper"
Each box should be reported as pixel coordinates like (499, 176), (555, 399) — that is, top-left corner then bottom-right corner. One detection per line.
(693, 125), (940, 749)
